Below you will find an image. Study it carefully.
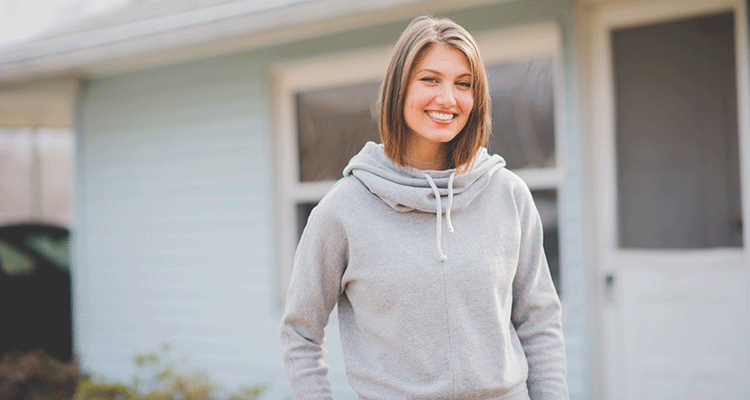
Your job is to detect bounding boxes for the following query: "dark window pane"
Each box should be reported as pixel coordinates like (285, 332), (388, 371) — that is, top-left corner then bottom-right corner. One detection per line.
(297, 81), (381, 182)
(532, 189), (560, 295)
(613, 12), (742, 248)
(486, 58), (556, 169)
(297, 202), (319, 241)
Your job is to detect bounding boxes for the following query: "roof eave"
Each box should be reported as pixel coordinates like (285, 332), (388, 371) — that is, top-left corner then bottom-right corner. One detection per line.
(0, 0), (508, 84)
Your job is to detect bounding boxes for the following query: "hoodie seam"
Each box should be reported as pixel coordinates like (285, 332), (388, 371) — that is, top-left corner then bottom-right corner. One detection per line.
(441, 260), (457, 399)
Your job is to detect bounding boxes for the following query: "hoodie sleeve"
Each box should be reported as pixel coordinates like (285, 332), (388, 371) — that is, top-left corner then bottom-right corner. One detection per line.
(509, 182), (569, 400)
(280, 200), (349, 400)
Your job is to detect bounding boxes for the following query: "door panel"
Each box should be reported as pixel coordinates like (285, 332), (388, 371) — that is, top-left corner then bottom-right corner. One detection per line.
(620, 268), (748, 399)
(590, 1), (750, 399)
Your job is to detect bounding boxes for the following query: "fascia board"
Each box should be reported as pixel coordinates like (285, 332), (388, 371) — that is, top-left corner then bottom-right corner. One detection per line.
(0, 0), (508, 83)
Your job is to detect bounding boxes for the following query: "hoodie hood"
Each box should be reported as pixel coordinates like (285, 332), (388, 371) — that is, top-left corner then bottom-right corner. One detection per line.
(343, 142), (506, 214)
(343, 142), (506, 261)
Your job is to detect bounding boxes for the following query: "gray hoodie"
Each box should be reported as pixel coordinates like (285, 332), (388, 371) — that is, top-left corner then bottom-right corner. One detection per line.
(281, 142), (568, 399)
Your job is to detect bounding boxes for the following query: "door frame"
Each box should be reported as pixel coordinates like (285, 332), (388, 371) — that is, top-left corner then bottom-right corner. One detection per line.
(585, 0), (750, 397)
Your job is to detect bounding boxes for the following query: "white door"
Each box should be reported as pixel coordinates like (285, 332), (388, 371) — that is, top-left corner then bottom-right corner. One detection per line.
(589, 0), (750, 398)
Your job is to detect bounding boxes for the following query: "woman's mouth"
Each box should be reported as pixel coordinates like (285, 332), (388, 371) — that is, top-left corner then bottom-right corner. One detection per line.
(426, 110), (455, 123)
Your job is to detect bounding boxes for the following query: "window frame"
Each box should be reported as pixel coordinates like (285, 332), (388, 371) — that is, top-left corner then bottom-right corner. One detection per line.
(271, 22), (566, 308)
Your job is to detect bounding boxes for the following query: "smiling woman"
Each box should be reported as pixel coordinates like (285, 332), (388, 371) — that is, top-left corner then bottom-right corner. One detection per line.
(379, 17), (491, 173)
(403, 43), (475, 169)
(280, 15), (568, 400)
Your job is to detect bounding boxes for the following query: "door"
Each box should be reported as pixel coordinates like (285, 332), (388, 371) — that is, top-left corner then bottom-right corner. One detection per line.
(589, 0), (750, 398)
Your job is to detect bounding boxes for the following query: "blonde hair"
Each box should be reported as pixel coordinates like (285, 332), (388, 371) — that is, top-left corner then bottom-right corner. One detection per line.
(378, 16), (491, 171)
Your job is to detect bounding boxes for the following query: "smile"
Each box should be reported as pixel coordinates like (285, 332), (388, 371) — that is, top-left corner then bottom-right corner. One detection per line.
(426, 110), (456, 122)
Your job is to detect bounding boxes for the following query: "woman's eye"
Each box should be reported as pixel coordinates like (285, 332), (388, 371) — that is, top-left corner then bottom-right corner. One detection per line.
(420, 77), (438, 83)
(457, 81), (472, 89)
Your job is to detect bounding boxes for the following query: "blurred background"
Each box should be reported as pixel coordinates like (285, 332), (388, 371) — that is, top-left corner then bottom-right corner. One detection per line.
(0, 0), (748, 399)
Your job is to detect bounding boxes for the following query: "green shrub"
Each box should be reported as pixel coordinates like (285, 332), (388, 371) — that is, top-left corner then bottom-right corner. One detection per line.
(75, 344), (267, 400)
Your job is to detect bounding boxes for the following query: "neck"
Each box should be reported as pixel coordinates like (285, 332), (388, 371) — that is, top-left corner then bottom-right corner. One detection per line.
(405, 141), (446, 170)
(406, 155), (442, 169)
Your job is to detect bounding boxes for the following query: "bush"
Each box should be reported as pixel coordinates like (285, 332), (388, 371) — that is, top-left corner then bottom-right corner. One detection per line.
(0, 348), (80, 400)
(0, 346), (267, 400)
(74, 344), (267, 400)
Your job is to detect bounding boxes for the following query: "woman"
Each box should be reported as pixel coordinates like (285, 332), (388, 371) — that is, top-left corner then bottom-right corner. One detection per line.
(280, 16), (568, 400)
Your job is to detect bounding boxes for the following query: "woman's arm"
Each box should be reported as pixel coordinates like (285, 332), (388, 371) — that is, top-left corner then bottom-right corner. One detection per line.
(510, 182), (569, 400)
(280, 202), (349, 400)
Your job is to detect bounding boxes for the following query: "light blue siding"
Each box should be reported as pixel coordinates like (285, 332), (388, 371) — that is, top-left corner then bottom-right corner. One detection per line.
(74, 54), (293, 396)
(73, 1), (587, 398)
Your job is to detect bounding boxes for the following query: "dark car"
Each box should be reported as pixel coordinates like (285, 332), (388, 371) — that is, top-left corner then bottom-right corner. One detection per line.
(0, 223), (72, 362)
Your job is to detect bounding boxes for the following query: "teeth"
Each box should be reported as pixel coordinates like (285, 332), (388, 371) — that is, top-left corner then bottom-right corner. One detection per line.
(427, 111), (453, 121)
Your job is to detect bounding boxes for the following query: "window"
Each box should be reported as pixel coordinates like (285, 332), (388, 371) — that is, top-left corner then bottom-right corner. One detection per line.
(296, 81), (381, 182)
(273, 24), (565, 305)
(486, 58), (556, 169)
(482, 48), (563, 293)
(272, 50), (390, 306)
(612, 12), (742, 249)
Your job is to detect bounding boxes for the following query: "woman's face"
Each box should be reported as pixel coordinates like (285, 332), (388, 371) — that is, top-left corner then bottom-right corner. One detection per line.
(403, 43), (474, 151)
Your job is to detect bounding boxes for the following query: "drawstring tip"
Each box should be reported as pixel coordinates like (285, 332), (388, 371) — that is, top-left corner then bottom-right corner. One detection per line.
(448, 226), (455, 234)
(440, 254), (448, 262)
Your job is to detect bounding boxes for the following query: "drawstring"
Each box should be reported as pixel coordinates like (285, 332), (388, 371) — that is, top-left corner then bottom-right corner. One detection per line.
(425, 172), (456, 262)
(446, 172), (455, 234)
(424, 174), (446, 262)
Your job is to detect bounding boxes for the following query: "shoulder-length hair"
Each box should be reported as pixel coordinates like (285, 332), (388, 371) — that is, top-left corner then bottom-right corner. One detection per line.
(378, 16), (491, 172)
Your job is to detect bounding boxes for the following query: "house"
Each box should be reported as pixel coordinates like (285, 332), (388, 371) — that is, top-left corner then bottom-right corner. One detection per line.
(1, 0), (748, 398)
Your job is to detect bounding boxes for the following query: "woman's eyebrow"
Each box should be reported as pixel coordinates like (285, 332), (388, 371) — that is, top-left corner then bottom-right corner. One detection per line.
(416, 68), (472, 79)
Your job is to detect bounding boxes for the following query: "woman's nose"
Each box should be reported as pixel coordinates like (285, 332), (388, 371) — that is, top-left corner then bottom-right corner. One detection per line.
(435, 84), (456, 107)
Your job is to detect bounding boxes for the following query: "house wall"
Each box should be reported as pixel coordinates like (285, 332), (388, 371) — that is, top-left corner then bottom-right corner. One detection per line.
(72, 1), (587, 398)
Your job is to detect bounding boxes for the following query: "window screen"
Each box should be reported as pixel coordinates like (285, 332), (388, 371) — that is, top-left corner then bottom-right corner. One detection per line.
(613, 12), (742, 248)
(296, 81), (381, 182)
(486, 58), (556, 169)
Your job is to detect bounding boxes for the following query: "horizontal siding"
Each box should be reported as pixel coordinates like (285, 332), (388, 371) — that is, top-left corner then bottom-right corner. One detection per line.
(75, 51), (312, 399)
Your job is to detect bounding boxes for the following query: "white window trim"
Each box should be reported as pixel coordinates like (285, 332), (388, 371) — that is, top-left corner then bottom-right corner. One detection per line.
(271, 22), (566, 309)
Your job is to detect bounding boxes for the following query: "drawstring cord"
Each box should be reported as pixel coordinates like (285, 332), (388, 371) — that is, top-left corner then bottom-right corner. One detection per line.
(425, 174), (445, 262)
(446, 172), (455, 234)
(425, 172), (456, 262)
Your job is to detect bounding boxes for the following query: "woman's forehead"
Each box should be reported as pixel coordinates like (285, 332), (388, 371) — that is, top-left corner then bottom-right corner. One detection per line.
(412, 43), (472, 75)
